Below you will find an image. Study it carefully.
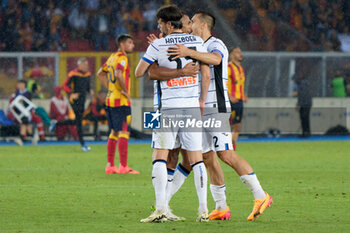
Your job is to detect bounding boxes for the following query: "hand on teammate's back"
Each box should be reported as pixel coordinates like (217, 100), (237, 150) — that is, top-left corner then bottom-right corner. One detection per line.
(147, 33), (163, 44)
(147, 34), (158, 44)
(167, 44), (191, 60)
(182, 62), (199, 77)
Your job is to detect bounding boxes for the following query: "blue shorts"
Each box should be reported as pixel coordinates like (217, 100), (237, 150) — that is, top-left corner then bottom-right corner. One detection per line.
(106, 106), (131, 132)
(230, 100), (243, 124)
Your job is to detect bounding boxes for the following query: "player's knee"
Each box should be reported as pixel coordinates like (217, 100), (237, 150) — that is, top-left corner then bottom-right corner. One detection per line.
(218, 150), (235, 166)
(180, 161), (192, 172)
(118, 131), (129, 139)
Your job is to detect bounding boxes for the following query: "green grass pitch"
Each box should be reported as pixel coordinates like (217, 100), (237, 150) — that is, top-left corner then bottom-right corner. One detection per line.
(0, 141), (350, 233)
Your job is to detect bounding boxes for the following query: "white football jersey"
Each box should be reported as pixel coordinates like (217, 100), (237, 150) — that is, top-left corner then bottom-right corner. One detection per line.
(142, 33), (206, 109)
(203, 36), (231, 113)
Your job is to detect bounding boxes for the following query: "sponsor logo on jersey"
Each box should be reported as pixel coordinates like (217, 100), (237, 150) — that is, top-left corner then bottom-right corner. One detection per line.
(166, 77), (196, 87)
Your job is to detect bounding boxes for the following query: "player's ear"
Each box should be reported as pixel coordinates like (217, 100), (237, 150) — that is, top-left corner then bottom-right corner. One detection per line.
(167, 21), (172, 29)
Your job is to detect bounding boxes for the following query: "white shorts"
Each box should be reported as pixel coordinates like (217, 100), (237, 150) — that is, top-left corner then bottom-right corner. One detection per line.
(202, 112), (233, 153)
(173, 136), (181, 149)
(152, 108), (202, 151)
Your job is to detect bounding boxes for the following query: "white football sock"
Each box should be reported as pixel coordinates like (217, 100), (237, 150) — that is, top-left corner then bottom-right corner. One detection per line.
(167, 168), (175, 183)
(152, 160), (167, 212)
(210, 184), (227, 211)
(240, 172), (266, 199)
(192, 161), (208, 214)
(166, 164), (190, 207)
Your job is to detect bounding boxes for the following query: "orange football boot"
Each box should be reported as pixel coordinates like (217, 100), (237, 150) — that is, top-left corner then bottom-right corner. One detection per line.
(105, 165), (118, 174)
(247, 193), (273, 221)
(209, 206), (231, 220)
(116, 165), (140, 174)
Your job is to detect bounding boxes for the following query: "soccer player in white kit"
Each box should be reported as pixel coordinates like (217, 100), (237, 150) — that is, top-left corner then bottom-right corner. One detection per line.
(167, 11), (273, 221)
(135, 5), (211, 223)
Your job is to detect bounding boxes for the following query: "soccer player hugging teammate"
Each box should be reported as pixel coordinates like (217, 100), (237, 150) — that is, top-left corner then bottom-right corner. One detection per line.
(135, 5), (211, 222)
(146, 13), (198, 215)
(157, 11), (273, 221)
(97, 34), (139, 175)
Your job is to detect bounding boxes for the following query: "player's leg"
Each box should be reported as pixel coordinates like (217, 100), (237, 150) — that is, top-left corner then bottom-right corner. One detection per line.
(105, 106), (119, 174)
(232, 122), (241, 148)
(116, 108), (139, 174)
(218, 150), (273, 220)
(105, 129), (119, 174)
(165, 137), (181, 202)
(166, 149), (191, 205)
(141, 149), (170, 222)
(181, 129), (208, 222)
(167, 148), (180, 183)
(204, 121), (231, 220)
(165, 149), (192, 222)
(203, 150), (231, 220)
(141, 125), (176, 223)
(72, 100), (88, 150)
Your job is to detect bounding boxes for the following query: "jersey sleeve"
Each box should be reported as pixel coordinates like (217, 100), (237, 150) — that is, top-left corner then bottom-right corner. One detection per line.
(116, 56), (128, 71)
(62, 72), (74, 94)
(208, 41), (225, 58)
(102, 62), (108, 72)
(142, 42), (159, 64)
(196, 43), (207, 53)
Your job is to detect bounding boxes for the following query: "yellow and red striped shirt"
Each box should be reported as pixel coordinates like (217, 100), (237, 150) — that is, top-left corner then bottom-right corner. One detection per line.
(102, 52), (130, 107)
(227, 61), (245, 100)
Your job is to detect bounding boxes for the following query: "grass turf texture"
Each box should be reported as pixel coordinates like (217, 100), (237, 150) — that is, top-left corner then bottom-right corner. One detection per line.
(0, 141), (349, 233)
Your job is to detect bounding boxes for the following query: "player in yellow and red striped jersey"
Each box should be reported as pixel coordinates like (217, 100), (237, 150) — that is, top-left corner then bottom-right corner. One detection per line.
(97, 34), (139, 175)
(227, 46), (248, 150)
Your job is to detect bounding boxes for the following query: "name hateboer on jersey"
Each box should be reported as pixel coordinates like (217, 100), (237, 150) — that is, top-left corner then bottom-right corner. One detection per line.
(141, 33), (206, 109)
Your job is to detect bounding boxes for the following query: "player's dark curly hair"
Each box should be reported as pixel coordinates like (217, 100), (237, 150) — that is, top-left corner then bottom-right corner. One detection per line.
(156, 5), (183, 29)
(117, 34), (133, 47)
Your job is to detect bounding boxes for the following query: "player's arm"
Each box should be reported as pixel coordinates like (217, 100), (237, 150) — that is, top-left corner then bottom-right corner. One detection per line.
(199, 62), (210, 115)
(136, 42), (161, 78)
(148, 62), (199, 80)
(168, 44), (222, 65)
(97, 67), (108, 89)
(115, 69), (128, 95)
(62, 73), (79, 100)
(135, 59), (151, 78)
(227, 67), (238, 103)
(62, 74), (73, 94)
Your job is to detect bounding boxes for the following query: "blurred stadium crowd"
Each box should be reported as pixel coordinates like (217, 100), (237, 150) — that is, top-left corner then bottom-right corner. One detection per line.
(217, 0), (350, 51)
(1, 0), (350, 52)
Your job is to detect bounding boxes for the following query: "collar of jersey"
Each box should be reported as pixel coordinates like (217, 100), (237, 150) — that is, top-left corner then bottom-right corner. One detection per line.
(168, 32), (187, 36)
(204, 36), (213, 43)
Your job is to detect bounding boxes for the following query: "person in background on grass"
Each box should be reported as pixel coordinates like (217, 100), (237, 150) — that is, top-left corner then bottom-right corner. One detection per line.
(62, 57), (93, 151)
(227, 46), (248, 150)
(293, 68), (312, 137)
(97, 34), (139, 174)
